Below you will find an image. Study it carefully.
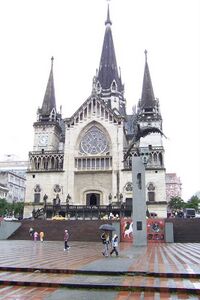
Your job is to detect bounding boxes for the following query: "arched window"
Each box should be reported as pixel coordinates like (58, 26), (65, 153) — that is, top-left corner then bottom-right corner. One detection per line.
(34, 184), (41, 204)
(111, 80), (117, 91)
(147, 183), (155, 202)
(159, 153), (163, 166)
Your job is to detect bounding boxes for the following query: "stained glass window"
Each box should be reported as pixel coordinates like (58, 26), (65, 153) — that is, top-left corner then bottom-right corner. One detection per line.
(80, 126), (109, 155)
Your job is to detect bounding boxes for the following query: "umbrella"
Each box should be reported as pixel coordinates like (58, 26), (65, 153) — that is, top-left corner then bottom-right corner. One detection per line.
(99, 224), (116, 231)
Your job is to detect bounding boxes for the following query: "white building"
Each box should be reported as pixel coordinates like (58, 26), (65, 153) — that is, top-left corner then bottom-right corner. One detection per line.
(166, 173), (182, 202)
(24, 5), (167, 218)
(0, 171), (26, 203)
(0, 183), (9, 199)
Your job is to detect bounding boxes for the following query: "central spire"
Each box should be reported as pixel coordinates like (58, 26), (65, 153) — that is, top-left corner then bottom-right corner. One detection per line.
(92, 3), (125, 115)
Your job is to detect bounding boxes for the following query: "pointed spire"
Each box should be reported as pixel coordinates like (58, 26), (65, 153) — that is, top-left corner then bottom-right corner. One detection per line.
(144, 49), (148, 63)
(96, 3), (122, 92)
(41, 57), (56, 116)
(140, 50), (155, 109)
(105, 3), (112, 26)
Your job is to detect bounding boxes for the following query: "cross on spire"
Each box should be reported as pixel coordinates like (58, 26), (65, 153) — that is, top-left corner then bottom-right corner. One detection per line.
(51, 56), (54, 69)
(144, 49), (148, 62)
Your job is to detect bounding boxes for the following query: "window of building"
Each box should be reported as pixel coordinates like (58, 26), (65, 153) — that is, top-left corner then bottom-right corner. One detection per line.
(34, 193), (40, 204)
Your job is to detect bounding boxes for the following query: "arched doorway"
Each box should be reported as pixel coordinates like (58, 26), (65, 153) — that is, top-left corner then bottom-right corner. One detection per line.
(86, 193), (100, 206)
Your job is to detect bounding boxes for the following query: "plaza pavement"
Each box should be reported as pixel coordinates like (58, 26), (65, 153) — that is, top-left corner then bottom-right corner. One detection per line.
(0, 240), (199, 299)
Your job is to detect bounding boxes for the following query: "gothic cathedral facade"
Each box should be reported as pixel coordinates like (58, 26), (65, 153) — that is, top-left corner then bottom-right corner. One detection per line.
(24, 5), (167, 218)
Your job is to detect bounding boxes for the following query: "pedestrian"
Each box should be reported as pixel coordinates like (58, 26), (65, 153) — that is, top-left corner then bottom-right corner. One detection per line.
(39, 231), (44, 242)
(33, 231), (39, 241)
(29, 227), (34, 238)
(101, 231), (110, 257)
(110, 234), (119, 256)
(64, 229), (70, 251)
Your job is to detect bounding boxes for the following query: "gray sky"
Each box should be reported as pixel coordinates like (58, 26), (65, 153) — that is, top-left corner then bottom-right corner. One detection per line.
(0, 0), (199, 201)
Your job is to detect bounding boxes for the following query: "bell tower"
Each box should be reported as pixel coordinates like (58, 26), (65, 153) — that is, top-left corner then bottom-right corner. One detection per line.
(136, 50), (166, 206)
(33, 57), (63, 152)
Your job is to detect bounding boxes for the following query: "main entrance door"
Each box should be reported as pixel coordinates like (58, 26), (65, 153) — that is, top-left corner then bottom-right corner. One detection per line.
(86, 193), (100, 206)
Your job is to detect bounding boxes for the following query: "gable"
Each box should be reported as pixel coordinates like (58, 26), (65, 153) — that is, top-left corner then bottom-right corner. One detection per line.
(64, 95), (123, 128)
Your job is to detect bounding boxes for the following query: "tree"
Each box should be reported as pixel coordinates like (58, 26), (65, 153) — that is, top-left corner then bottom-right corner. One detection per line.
(0, 198), (7, 216)
(168, 196), (185, 212)
(0, 198), (24, 217)
(186, 195), (200, 211)
(13, 202), (24, 217)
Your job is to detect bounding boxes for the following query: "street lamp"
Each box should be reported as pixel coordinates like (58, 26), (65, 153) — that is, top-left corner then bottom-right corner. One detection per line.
(66, 193), (71, 205)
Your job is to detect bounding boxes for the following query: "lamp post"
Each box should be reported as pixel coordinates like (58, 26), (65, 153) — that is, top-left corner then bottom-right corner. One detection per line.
(66, 194), (71, 220)
(108, 193), (112, 204)
(43, 194), (48, 218)
(66, 193), (71, 205)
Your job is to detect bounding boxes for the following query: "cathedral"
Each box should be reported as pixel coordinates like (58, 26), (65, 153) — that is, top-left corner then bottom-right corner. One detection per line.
(24, 5), (167, 218)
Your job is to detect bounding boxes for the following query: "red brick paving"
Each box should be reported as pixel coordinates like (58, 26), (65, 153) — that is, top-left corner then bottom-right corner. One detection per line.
(0, 241), (199, 299)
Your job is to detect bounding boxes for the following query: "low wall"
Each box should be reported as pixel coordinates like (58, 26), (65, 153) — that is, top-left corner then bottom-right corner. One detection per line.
(7, 218), (200, 243)
(166, 218), (200, 243)
(0, 221), (21, 240)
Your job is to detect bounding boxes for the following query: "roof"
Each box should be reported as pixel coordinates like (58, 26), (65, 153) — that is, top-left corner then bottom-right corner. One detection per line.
(41, 57), (56, 116)
(96, 4), (123, 93)
(140, 50), (155, 109)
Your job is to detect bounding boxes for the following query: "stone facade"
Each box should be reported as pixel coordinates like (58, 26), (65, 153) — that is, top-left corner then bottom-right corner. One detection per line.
(24, 5), (167, 218)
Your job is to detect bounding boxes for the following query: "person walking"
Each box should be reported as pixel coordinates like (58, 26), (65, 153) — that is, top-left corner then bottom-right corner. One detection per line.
(29, 227), (34, 238)
(101, 231), (110, 257)
(39, 231), (44, 242)
(110, 234), (119, 256)
(33, 231), (39, 242)
(64, 229), (70, 251)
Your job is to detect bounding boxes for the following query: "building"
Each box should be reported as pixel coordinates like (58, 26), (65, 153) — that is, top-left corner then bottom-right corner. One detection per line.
(166, 173), (182, 202)
(0, 183), (9, 199)
(0, 157), (28, 179)
(0, 171), (26, 203)
(0, 156), (27, 203)
(24, 5), (167, 218)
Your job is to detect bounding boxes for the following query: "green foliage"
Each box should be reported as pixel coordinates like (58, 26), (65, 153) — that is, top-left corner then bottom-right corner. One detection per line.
(186, 195), (200, 211)
(169, 195), (200, 212)
(0, 198), (24, 217)
(168, 196), (185, 211)
(0, 198), (7, 216)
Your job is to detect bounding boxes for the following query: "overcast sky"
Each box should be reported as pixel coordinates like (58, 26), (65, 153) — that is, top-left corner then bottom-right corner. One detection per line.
(0, 0), (199, 201)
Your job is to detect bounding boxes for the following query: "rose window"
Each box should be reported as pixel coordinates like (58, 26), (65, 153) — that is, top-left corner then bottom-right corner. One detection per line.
(80, 126), (109, 155)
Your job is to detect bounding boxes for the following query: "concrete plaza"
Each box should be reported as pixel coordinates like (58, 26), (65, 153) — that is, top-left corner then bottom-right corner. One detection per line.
(0, 240), (199, 299)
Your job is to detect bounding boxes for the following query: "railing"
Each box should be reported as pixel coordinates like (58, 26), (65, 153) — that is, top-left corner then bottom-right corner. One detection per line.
(74, 156), (112, 171)
(44, 203), (132, 220)
(28, 150), (64, 172)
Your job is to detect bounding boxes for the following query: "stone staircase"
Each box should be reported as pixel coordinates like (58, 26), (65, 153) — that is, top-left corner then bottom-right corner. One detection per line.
(8, 219), (113, 241)
(0, 267), (199, 298)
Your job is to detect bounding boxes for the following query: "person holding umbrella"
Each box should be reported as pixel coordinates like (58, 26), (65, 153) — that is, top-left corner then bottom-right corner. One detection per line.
(99, 224), (116, 257)
(101, 231), (110, 257)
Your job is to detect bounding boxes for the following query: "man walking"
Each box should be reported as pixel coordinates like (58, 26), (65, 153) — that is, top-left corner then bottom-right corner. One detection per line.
(64, 229), (70, 251)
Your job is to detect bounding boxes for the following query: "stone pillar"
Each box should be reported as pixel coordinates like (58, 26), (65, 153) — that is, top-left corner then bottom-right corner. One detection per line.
(132, 156), (147, 246)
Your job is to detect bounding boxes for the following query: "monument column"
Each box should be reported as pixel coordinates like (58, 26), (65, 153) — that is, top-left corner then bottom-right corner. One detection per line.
(132, 152), (148, 246)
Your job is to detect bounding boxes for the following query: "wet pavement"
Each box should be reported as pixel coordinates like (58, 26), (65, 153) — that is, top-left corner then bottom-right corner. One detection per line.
(0, 240), (199, 299)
